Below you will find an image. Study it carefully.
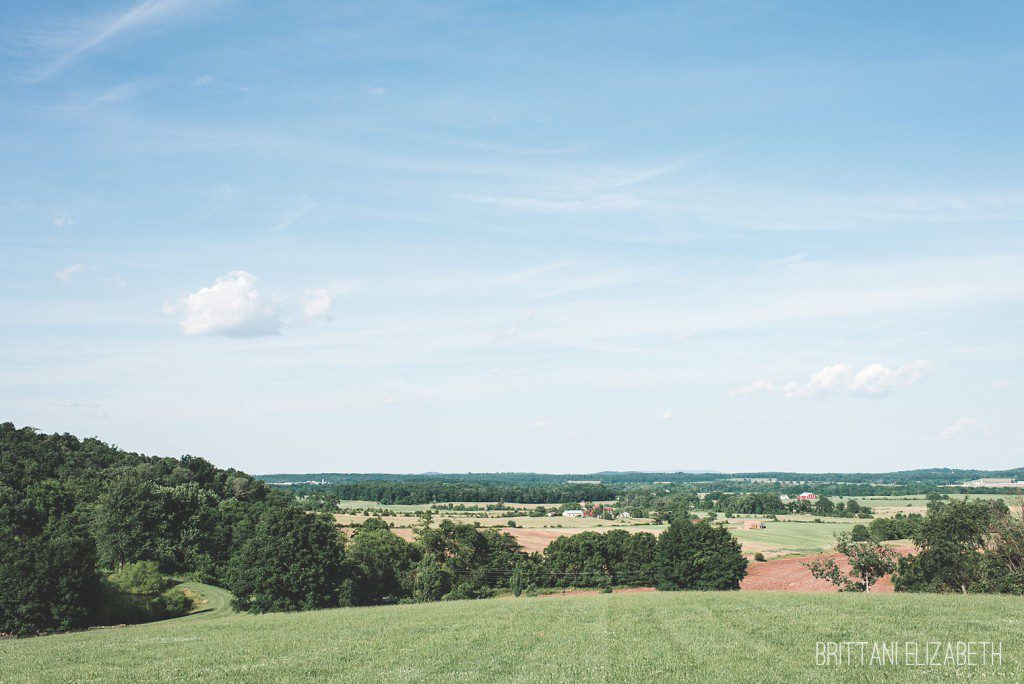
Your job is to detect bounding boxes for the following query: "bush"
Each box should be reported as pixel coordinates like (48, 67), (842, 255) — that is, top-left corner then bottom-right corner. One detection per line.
(109, 561), (168, 596)
(754, 552), (766, 562)
(850, 524), (871, 541)
(93, 564), (193, 627)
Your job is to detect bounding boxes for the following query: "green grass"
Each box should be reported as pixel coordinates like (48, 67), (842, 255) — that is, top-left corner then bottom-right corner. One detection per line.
(174, 581), (234, 622)
(3, 591), (1021, 682)
(728, 520), (856, 555)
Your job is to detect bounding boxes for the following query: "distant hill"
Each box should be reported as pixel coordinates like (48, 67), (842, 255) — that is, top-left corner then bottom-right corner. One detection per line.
(258, 467), (1024, 487)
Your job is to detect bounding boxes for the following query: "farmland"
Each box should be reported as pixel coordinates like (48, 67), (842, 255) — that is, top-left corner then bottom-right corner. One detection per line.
(3, 587), (1020, 682)
(331, 499), (859, 557)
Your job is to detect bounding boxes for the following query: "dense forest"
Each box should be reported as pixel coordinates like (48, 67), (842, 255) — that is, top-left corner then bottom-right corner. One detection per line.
(287, 480), (617, 505)
(264, 468), (1024, 505)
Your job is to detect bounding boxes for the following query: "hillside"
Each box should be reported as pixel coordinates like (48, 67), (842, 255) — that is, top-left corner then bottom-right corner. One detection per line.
(3, 589), (1021, 682)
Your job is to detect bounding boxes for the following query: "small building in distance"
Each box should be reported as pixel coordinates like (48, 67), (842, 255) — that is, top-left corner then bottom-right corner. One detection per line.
(779, 494), (791, 503)
(562, 510), (584, 518)
(743, 520), (766, 530)
(962, 478), (1019, 487)
(797, 492), (818, 501)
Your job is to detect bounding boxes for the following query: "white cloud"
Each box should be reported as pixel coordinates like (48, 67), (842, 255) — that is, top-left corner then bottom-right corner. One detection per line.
(53, 212), (75, 228)
(192, 74), (214, 86)
(165, 271), (280, 337)
(302, 288), (332, 323)
(368, 86), (386, 96)
(659, 411), (673, 421)
(532, 419), (557, 429)
(848, 360), (933, 397)
(941, 417), (986, 440)
(993, 378), (1013, 389)
(731, 379), (777, 396)
(795, 364), (851, 398)
(734, 360), (932, 400)
(31, 0), (226, 81)
(95, 79), (151, 103)
(55, 263), (85, 282)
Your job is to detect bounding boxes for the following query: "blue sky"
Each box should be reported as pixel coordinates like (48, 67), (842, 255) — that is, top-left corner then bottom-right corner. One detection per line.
(2, 1), (1022, 474)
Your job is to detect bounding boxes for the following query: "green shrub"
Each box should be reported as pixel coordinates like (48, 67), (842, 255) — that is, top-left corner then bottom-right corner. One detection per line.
(754, 552), (766, 562)
(109, 561), (168, 596)
(93, 562), (192, 626)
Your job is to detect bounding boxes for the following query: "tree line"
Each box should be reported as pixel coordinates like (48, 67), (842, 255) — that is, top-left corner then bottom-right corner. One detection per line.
(808, 498), (1023, 594)
(0, 424), (746, 637)
(282, 481), (617, 505)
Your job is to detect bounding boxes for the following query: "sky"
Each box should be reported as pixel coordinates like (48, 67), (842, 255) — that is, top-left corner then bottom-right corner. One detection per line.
(1, 1), (1023, 474)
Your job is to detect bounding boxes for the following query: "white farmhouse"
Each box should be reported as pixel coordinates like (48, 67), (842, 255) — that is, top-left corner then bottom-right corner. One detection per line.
(562, 510), (584, 518)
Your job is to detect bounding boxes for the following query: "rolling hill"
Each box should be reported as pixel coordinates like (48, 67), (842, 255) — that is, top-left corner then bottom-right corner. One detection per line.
(2, 587), (1021, 682)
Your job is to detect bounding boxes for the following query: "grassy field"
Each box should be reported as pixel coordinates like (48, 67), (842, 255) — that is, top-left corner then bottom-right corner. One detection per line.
(835, 493), (1023, 517)
(726, 519), (856, 556)
(2, 588), (1021, 682)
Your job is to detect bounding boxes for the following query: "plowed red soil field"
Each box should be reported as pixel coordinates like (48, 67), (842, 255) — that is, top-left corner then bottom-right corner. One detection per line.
(740, 546), (913, 592)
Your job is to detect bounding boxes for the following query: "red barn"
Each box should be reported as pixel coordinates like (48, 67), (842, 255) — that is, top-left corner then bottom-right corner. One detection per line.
(796, 492), (818, 501)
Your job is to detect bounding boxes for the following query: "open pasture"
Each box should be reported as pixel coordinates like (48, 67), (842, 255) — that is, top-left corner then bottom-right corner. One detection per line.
(3, 589), (1021, 682)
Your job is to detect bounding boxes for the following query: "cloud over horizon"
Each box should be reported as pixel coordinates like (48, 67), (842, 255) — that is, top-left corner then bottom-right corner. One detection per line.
(733, 360), (933, 399)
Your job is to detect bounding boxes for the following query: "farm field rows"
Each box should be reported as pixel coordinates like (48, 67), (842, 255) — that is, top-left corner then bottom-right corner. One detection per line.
(4, 589), (1020, 682)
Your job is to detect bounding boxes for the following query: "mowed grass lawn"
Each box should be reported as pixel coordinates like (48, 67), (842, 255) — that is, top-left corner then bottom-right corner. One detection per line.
(3, 591), (1022, 682)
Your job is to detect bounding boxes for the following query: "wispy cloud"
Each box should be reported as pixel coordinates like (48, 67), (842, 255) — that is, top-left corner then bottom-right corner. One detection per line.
(437, 137), (585, 156)
(270, 194), (316, 232)
(192, 74), (215, 87)
(302, 288), (333, 323)
(52, 212), (75, 228)
(55, 263), (86, 283)
(28, 0), (226, 82)
(462, 193), (642, 214)
(941, 417), (986, 440)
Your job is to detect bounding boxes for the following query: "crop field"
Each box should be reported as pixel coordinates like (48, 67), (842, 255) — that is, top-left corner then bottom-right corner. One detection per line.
(332, 504), (860, 556)
(835, 493), (1023, 517)
(3, 588), (1021, 682)
(725, 519), (857, 556)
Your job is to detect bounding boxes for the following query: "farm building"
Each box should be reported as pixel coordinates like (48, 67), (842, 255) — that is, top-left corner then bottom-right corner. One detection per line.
(961, 478), (1020, 487)
(796, 492), (818, 501)
(562, 510), (584, 518)
(743, 520), (766, 530)
(616, 511), (633, 519)
(779, 494), (791, 503)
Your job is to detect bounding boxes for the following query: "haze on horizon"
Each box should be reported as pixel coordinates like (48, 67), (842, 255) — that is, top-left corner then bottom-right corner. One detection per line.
(2, 1), (1022, 474)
